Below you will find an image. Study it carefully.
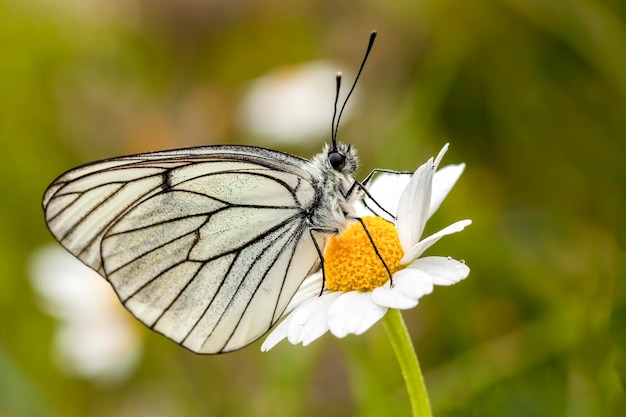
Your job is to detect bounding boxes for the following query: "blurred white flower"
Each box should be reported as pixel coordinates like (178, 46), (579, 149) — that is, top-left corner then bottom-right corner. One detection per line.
(262, 144), (471, 350)
(238, 61), (353, 144)
(28, 245), (142, 384)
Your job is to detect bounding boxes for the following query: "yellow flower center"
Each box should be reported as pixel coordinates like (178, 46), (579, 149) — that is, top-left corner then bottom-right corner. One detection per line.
(324, 216), (405, 292)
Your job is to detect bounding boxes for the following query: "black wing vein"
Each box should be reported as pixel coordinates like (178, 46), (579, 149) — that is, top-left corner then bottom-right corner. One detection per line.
(212, 221), (307, 352)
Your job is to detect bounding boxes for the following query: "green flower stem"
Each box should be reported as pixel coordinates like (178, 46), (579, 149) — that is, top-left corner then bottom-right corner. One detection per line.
(382, 308), (432, 417)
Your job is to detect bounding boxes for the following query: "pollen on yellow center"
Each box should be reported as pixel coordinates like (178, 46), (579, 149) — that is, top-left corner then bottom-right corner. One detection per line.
(324, 216), (404, 292)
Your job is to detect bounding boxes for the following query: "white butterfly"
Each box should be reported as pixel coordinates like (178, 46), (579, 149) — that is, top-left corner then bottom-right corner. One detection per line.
(42, 32), (395, 354)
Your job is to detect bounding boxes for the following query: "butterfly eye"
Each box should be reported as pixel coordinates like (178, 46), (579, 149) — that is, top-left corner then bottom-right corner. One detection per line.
(328, 151), (346, 171)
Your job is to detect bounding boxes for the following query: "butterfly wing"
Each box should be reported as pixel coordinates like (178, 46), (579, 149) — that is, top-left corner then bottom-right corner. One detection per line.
(43, 145), (323, 353)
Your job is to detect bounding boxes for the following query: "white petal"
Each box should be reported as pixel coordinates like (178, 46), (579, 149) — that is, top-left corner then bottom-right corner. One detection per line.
(429, 163), (465, 219)
(400, 219), (472, 264)
(362, 173), (411, 221)
(300, 295), (343, 346)
(261, 313), (293, 351)
(287, 292), (341, 346)
(261, 291), (342, 351)
(283, 271), (324, 315)
(396, 159), (434, 251)
(327, 291), (387, 338)
(371, 269), (433, 309)
(407, 256), (470, 286)
(433, 143), (449, 168)
(352, 200), (369, 217)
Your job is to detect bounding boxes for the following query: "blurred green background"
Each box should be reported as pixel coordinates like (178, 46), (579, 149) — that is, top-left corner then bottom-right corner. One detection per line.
(1, 0), (624, 416)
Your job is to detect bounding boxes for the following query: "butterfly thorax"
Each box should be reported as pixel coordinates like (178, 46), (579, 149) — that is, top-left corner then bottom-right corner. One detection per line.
(305, 142), (359, 233)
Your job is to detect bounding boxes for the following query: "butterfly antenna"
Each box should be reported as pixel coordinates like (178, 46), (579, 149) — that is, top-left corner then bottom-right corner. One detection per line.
(331, 72), (342, 150)
(332, 30), (377, 143)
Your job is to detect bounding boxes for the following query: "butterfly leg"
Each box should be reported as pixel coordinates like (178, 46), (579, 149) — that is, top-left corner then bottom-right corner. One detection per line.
(308, 227), (338, 296)
(349, 180), (397, 219)
(347, 215), (394, 286)
(359, 168), (412, 189)
(346, 169), (412, 219)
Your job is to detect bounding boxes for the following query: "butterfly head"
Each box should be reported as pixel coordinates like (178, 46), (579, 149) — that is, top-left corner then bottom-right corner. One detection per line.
(328, 142), (358, 175)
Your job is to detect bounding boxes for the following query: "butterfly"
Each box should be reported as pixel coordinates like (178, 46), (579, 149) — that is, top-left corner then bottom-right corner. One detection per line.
(42, 31), (396, 354)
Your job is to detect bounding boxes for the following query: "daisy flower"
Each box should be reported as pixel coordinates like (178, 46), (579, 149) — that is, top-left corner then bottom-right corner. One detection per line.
(28, 245), (142, 384)
(237, 61), (353, 144)
(261, 143), (471, 351)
